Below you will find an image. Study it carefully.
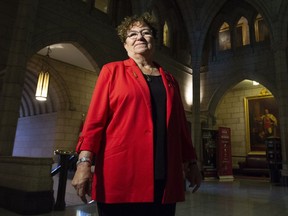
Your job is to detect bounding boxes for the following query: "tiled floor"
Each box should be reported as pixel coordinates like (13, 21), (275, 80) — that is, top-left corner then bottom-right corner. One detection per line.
(1, 177), (288, 216)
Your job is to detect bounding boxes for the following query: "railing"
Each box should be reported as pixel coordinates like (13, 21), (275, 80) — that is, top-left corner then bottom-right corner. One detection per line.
(51, 150), (78, 211)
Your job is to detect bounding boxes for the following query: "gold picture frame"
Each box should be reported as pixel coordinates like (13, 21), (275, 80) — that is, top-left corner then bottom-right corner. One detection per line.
(244, 95), (279, 155)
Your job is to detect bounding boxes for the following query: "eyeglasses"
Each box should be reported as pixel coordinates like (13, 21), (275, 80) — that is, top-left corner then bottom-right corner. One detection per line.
(127, 29), (153, 39)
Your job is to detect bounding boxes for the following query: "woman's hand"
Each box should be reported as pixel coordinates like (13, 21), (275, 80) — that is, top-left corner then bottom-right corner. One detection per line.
(183, 161), (202, 193)
(71, 162), (92, 204)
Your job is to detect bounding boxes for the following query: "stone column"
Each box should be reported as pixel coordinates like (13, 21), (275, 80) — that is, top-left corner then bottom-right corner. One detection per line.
(0, 1), (39, 156)
(191, 61), (202, 162)
(273, 42), (288, 186)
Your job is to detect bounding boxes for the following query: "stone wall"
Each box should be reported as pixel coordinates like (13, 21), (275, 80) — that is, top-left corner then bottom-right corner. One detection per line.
(0, 156), (54, 214)
(215, 84), (271, 167)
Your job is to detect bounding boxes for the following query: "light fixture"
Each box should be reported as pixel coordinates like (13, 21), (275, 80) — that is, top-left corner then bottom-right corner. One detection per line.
(35, 47), (51, 101)
(252, 81), (259, 85)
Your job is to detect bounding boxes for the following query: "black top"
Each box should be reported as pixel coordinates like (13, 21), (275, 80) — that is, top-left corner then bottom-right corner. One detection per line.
(145, 75), (167, 180)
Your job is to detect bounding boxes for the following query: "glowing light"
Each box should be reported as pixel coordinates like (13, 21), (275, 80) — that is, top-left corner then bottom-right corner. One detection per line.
(35, 71), (49, 101)
(35, 46), (51, 101)
(185, 78), (193, 106)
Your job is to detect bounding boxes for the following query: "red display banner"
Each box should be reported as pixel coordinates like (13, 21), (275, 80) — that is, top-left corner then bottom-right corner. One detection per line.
(217, 127), (234, 181)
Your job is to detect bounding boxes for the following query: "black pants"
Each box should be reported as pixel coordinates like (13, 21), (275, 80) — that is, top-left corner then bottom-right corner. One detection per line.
(97, 180), (176, 216)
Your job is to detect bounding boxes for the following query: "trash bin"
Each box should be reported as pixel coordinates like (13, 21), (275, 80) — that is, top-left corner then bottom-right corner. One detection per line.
(265, 137), (282, 183)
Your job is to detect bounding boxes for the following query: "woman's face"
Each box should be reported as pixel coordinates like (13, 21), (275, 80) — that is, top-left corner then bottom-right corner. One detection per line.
(124, 22), (155, 58)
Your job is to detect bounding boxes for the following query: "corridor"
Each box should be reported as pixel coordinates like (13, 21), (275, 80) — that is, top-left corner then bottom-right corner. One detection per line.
(1, 178), (287, 216)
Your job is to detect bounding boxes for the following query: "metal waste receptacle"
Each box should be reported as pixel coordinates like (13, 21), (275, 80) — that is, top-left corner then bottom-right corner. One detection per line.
(265, 137), (282, 183)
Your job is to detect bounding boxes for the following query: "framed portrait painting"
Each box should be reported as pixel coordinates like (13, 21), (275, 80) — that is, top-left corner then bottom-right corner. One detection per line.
(244, 95), (280, 154)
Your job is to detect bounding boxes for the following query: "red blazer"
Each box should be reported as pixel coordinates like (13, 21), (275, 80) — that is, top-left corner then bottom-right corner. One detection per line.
(76, 58), (197, 203)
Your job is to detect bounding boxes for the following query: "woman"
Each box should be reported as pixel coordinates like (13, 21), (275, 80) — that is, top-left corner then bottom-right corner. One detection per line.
(72, 12), (201, 216)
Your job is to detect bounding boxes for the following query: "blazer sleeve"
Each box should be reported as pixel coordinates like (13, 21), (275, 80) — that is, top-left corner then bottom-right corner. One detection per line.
(76, 64), (111, 155)
(174, 78), (197, 161)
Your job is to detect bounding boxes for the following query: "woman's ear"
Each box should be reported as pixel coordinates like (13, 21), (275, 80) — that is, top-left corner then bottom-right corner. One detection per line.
(124, 43), (128, 50)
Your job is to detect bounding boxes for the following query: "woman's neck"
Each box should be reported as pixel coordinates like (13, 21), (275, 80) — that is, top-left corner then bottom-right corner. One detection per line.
(131, 55), (154, 69)
(130, 56), (160, 76)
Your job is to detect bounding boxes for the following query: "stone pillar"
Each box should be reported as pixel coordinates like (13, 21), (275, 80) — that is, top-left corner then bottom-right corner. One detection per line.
(273, 42), (288, 186)
(0, 1), (39, 156)
(191, 61), (202, 162)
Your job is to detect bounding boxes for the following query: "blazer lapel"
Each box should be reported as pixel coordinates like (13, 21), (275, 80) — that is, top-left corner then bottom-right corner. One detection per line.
(123, 58), (176, 124)
(158, 67), (175, 126)
(123, 59), (152, 112)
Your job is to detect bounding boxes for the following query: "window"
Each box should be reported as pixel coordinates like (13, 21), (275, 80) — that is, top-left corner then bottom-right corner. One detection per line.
(255, 14), (269, 42)
(82, 0), (109, 13)
(236, 16), (250, 47)
(219, 22), (231, 50)
(163, 21), (171, 47)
